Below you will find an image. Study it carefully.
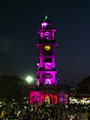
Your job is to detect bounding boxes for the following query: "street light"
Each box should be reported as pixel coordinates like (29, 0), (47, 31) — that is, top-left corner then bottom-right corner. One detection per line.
(26, 76), (33, 84)
(26, 76), (33, 104)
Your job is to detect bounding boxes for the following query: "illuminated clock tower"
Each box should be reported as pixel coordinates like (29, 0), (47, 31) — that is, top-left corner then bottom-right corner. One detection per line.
(36, 15), (58, 86)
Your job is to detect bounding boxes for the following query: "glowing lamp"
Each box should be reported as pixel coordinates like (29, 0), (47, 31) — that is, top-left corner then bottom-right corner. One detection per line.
(41, 22), (48, 28)
(36, 44), (39, 47)
(26, 76), (33, 84)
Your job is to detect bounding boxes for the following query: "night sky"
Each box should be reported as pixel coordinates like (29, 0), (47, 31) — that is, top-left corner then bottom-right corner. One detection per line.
(0, 0), (90, 88)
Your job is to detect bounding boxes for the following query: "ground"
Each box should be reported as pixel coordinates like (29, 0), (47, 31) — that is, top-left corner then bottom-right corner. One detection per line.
(63, 108), (88, 120)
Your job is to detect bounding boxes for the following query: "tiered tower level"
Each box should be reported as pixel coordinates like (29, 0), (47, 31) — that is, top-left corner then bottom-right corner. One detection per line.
(36, 16), (58, 86)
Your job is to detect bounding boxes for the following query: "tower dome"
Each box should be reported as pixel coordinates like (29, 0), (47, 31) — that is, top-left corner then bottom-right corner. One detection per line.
(41, 15), (53, 29)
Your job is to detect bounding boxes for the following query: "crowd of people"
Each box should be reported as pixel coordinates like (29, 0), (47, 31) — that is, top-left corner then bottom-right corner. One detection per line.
(0, 102), (89, 120)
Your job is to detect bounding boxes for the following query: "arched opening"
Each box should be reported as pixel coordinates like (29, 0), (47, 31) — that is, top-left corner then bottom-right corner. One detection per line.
(45, 95), (51, 104)
(44, 94), (54, 104)
(44, 31), (51, 40)
(45, 79), (51, 85)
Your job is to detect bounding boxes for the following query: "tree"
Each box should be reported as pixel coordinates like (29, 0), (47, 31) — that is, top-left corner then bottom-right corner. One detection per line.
(0, 75), (28, 103)
(77, 76), (90, 94)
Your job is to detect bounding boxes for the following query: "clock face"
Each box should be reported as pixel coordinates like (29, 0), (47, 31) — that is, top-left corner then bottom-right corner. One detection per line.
(44, 45), (51, 51)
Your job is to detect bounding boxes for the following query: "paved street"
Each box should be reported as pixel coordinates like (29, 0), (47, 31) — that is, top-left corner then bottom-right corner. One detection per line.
(82, 113), (88, 120)
(62, 109), (88, 120)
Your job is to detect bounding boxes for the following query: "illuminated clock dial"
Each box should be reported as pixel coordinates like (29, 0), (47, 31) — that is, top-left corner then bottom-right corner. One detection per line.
(44, 45), (51, 51)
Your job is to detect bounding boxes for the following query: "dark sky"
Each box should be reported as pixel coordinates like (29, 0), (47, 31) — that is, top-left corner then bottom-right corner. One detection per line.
(0, 0), (90, 88)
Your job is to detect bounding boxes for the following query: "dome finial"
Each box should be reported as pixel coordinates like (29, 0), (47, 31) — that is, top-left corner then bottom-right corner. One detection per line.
(44, 14), (48, 21)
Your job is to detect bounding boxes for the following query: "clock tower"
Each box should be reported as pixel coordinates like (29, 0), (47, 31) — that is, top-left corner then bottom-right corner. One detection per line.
(28, 16), (68, 106)
(36, 15), (58, 86)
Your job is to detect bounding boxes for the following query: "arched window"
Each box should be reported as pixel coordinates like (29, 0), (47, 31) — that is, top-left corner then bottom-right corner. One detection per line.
(44, 94), (54, 104)
(44, 31), (51, 40)
(45, 79), (51, 85)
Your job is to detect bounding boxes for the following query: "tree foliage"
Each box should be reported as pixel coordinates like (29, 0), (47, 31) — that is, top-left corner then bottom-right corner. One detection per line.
(0, 75), (28, 103)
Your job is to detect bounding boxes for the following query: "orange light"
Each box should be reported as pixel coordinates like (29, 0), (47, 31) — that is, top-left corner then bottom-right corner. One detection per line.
(54, 95), (57, 104)
(47, 96), (50, 99)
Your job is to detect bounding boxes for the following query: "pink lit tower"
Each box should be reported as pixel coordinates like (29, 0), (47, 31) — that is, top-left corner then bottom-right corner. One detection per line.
(36, 15), (59, 86)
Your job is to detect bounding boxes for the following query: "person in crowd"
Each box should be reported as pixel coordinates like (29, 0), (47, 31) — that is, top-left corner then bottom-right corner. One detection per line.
(86, 110), (90, 120)
(68, 113), (74, 120)
(59, 115), (64, 120)
(0, 102), (89, 120)
(77, 111), (82, 120)
(64, 115), (70, 120)
(74, 115), (79, 120)
(73, 112), (77, 119)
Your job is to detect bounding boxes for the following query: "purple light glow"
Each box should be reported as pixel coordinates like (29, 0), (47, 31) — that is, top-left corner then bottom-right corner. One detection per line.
(28, 17), (69, 106)
(30, 91), (40, 105)
(36, 44), (39, 47)
(58, 92), (67, 105)
(45, 79), (51, 85)
(34, 17), (60, 102)
(41, 22), (49, 28)
(30, 91), (58, 105)
(29, 91), (67, 105)
(44, 63), (51, 70)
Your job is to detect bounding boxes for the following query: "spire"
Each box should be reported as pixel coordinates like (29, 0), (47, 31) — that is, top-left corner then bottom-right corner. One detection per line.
(41, 15), (53, 28)
(44, 14), (48, 21)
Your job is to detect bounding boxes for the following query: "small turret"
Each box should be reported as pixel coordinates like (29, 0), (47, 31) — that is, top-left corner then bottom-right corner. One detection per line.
(41, 15), (53, 29)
